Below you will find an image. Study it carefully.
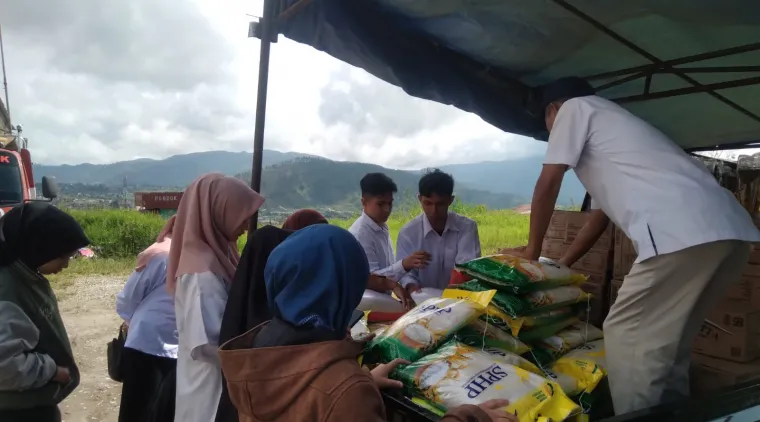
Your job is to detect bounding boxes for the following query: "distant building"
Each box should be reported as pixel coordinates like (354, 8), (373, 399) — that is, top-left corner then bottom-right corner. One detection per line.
(0, 98), (9, 135)
(512, 204), (531, 214)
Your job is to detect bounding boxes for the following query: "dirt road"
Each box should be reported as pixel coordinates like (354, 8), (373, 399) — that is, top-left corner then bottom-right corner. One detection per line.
(58, 275), (124, 422)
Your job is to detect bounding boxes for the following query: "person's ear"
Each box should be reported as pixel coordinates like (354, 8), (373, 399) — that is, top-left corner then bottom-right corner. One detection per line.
(417, 194), (423, 203)
(448, 196), (455, 206)
(360, 196), (367, 207)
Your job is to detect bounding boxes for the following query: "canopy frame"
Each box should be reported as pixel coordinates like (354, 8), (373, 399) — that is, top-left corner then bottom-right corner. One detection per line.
(247, 0), (760, 225)
(551, 0), (760, 124)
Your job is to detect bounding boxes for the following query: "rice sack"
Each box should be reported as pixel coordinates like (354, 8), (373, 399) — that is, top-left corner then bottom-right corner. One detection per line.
(456, 254), (587, 294)
(479, 305), (581, 337)
(544, 339), (607, 396)
(456, 319), (531, 355)
(411, 288), (444, 304)
(367, 289), (494, 362)
(538, 322), (604, 358)
(367, 321), (392, 337)
(481, 304), (524, 336)
(359, 289), (407, 312)
(394, 340), (580, 422)
(350, 315), (370, 340)
(518, 317), (579, 344)
(460, 280), (592, 318)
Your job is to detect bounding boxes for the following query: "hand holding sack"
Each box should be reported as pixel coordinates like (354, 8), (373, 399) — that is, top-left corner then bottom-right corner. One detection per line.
(366, 289), (495, 362)
(393, 339), (580, 422)
(455, 254), (587, 294)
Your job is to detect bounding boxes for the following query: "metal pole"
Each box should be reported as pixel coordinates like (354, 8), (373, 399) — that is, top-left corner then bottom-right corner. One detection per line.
(0, 23), (11, 129)
(249, 0), (276, 232)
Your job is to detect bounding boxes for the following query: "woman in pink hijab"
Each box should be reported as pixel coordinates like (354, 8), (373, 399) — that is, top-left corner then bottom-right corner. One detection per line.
(168, 174), (264, 422)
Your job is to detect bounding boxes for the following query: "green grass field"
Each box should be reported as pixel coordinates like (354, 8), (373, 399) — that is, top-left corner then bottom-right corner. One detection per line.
(49, 205), (530, 287)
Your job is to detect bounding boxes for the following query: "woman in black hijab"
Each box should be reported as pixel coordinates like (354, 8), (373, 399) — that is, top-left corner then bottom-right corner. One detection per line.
(0, 203), (90, 422)
(215, 225), (292, 422)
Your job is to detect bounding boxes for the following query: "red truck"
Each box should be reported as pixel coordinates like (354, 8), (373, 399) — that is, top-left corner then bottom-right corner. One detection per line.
(0, 129), (58, 217)
(134, 191), (183, 218)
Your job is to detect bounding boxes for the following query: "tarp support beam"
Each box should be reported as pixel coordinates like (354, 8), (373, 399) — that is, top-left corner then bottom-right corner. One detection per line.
(612, 76), (760, 104)
(553, 0), (760, 125)
(584, 43), (760, 81)
(248, 0), (278, 231)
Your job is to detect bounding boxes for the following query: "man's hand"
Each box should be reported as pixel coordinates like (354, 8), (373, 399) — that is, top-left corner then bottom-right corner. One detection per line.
(499, 245), (540, 261)
(405, 283), (421, 294)
(477, 399), (517, 421)
(402, 251), (431, 271)
(370, 358), (410, 389)
(52, 366), (71, 384)
(499, 246), (526, 255)
(389, 281), (415, 310)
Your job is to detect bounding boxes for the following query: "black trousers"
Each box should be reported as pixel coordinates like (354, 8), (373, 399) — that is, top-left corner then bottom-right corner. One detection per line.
(0, 405), (60, 422)
(118, 347), (176, 422)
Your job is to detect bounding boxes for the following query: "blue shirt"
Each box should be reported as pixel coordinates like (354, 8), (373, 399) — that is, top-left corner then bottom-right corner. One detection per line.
(116, 255), (178, 359)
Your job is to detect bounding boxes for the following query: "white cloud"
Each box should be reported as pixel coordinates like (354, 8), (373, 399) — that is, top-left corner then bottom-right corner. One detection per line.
(0, 0), (545, 168)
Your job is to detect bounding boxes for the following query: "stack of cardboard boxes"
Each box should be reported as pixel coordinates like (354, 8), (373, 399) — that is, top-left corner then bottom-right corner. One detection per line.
(609, 226), (760, 395)
(541, 210), (614, 327)
(690, 243), (760, 394)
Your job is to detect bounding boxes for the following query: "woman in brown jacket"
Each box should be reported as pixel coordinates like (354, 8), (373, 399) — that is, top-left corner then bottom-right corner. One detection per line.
(219, 225), (515, 422)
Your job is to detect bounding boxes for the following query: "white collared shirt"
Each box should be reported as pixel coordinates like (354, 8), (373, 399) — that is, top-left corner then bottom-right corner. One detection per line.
(396, 212), (481, 289)
(544, 95), (760, 263)
(348, 212), (407, 281)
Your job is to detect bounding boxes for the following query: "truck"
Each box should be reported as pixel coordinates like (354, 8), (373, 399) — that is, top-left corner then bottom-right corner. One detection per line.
(246, 1), (760, 421)
(0, 100), (58, 217)
(134, 191), (183, 218)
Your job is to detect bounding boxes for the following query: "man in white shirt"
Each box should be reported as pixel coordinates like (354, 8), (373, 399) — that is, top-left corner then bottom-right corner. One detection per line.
(396, 169), (481, 291)
(517, 77), (760, 414)
(349, 173), (430, 309)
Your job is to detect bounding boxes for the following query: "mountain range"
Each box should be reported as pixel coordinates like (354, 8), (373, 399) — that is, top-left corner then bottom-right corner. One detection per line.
(33, 150), (587, 210)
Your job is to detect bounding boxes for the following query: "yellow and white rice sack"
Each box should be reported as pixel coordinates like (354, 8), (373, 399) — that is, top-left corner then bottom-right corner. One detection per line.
(394, 340), (580, 422)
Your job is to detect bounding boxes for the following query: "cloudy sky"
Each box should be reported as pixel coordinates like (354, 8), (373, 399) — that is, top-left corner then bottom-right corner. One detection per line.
(0, 0), (549, 169)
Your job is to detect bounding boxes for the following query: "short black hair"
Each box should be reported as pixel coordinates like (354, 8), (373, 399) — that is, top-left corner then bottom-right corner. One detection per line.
(540, 77), (595, 110)
(419, 169), (454, 197)
(360, 173), (398, 196)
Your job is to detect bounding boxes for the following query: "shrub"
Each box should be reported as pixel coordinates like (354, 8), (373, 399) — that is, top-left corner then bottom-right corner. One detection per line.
(66, 203), (531, 259)
(67, 209), (166, 258)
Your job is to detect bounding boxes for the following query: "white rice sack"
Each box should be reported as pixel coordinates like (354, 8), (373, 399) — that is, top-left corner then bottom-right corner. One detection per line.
(358, 289), (406, 312)
(411, 288), (444, 304)
(394, 340), (580, 422)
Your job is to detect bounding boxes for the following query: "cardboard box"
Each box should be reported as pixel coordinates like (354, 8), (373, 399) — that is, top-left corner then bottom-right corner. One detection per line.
(540, 239), (611, 275)
(572, 248), (612, 275)
(549, 210), (570, 232)
(610, 279), (623, 306)
(744, 264), (760, 278)
(545, 210), (614, 249)
(724, 276), (752, 302)
(749, 243), (760, 265)
(612, 227), (637, 279)
(693, 301), (760, 362)
(581, 272), (606, 286)
(751, 276), (760, 309)
(690, 353), (760, 396)
(540, 238), (567, 261)
(564, 211), (613, 250)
